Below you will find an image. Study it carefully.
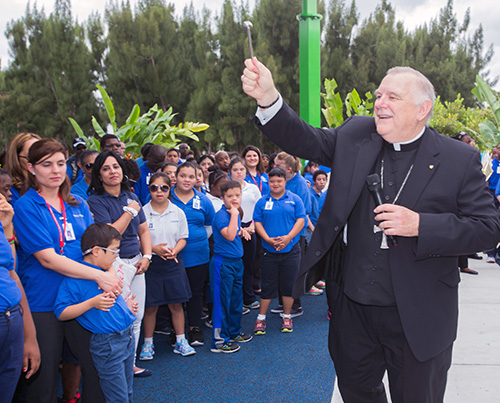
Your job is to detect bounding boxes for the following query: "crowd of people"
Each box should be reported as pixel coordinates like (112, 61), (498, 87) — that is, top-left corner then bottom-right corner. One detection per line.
(0, 132), (330, 403)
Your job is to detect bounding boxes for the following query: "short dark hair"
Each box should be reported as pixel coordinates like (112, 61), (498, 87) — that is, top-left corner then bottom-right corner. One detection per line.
(0, 168), (10, 178)
(141, 143), (154, 159)
(268, 167), (286, 179)
(99, 134), (119, 149)
(313, 170), (327, 182)
(220, 180), (241, 196)
(208, 165), (227, 189)
(81, 223), (121, 253)
(122, 158), (141, 182)
(176, 161), (196, 176)
(160, 161), (178, 172)
(78, 149), (100, 166)
(149, 172), (171, 187)
(167, 148), (179, 156)
(198, 154), (215, 166)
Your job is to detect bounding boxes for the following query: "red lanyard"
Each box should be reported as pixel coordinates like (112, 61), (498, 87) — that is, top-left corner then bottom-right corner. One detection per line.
(44, 193), (67, 255)
(249, 172), (262, 193)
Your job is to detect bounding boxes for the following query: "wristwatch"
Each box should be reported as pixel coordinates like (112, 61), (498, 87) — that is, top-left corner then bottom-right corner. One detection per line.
(143, 254), (152, 262)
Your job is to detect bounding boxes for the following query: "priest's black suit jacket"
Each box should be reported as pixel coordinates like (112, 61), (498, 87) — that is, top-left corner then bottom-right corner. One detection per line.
(254, 101), (500, 362)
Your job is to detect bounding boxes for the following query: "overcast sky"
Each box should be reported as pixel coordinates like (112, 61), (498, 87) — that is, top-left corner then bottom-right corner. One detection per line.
(1, 0), (499, 88)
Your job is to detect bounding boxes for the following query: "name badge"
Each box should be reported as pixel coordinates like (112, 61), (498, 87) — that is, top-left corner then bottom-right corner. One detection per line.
(193, 197), (201, 210)
(497, 167), (500, 174)
(149, 222), (154, 230)
(65, 223), (76, 241)
(146, 173), (152, 185)
(265, 201), (273, 210)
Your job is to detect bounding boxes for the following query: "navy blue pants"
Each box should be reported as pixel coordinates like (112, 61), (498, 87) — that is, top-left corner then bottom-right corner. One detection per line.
(0, 304), (23, 403)
(209, 255), (243, 348)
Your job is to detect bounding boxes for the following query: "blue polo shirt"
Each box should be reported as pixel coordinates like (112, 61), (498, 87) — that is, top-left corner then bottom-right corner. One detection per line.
(0, 222), (21, 311)
(71, 179), (91, 201)
(9, 187), (21, 207)
(309, 186), (323, 227)
(212, 207), (243, 259)
(133, 163), (155, 205)
(171, 187), (215, 267)
(245, 172), (269, 196)
(55, 262), (135, 334)
(87, 190), (146, 259)
(13, 189), (94, 312)
(304, 172), (313, 186)
(253, 190), (307, 253)
(318, 190), (327, 213)
(286, 172), (311, 236)
(489, 158), (500, 190)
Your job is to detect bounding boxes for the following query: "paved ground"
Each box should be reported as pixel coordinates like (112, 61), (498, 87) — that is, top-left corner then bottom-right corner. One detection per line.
(332, 254), (500, 402)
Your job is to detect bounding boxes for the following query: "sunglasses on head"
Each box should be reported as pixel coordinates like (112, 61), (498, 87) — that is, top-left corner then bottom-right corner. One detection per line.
(149, 184), (170, 192)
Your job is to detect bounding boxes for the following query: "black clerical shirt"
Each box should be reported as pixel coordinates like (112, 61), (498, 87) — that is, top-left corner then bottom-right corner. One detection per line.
(343, 134), (423, 306)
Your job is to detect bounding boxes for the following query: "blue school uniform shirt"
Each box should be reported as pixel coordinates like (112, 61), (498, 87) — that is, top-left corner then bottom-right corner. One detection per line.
(309, 186), (323, 227)
(212, 207), (243, 259)
(245, 172), (269, 196)
(171, 187), (215, 267)
(13, 189), (94, 312)
(9, 187), (21, 207)
(54, 262), (135, 334)
(71, 179), (91, 201)
(318, 191), (327, 214)
(304, 172), (313, 187)
(87, 190), (146, 259)
(0, 222), (21, 311)
(489, 158), (500, 190)
(133, 164), (155, 205)
(286, 172), (311, 236)
(253, 190), (307, 254)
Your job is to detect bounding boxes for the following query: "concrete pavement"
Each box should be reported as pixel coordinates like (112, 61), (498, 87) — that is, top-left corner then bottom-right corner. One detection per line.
(332, 253), (500, 402)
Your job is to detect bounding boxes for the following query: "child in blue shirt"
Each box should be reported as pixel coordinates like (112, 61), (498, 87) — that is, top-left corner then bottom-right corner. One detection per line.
(55, 223), (138, 403)
(210, 180), (252, 353)
(252, 167), (306, 334)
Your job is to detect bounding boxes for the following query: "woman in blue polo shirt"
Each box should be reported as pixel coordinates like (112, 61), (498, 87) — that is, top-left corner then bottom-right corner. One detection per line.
(171, 162), (215, 346)
(13, 139), (121, 403)
(87, 151), (153, 378)
(242, 145), (269, 196)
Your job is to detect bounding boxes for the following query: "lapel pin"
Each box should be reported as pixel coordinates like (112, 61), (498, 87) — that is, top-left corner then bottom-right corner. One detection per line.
(429, 165), (434, 169)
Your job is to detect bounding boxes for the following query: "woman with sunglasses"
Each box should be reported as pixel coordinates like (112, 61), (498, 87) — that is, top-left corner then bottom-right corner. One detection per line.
(140, 173), (195, 358)
(171, 162), (215, 346)
(87, 151), (153, 378)
(13, 139), (121, 402)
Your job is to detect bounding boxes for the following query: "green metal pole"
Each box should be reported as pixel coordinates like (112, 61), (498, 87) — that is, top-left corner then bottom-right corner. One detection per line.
(297, 0), (322, 127)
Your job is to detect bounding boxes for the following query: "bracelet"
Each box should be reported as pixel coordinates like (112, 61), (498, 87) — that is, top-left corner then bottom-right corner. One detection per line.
(257, 95), (280, 109)
(123, 206), (138, 218)
(7, 235), (16, 244)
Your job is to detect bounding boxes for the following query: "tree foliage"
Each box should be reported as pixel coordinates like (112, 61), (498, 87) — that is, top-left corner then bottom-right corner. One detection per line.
(1, 0), (496, 155)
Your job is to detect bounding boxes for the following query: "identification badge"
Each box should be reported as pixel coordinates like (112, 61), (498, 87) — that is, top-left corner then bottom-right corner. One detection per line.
(265, 201), (273, 210)
(146, 173), (152, 185)
(149, 222), (154, 230)
(193, 197), (201, 210)
(497, 166), (500, 174)
(65, 222), (76, 241)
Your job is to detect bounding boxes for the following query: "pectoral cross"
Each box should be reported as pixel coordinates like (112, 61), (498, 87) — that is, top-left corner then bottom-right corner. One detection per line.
(373, 224), (389, 249)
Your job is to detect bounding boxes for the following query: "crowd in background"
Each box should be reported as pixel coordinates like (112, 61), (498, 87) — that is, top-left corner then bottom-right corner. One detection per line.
(0, 132), (331, 403)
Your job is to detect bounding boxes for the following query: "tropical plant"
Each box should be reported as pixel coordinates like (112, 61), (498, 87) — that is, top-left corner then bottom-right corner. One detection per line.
(321, 78), (373, 128)
(471, 75), (500, 149)
(69, 85), (209, 157)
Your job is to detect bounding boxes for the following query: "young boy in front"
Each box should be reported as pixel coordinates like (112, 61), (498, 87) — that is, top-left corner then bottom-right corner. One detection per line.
(55, 223), (138, 403)
(252, 167), (306, 334)
(210, 180), (252, 353)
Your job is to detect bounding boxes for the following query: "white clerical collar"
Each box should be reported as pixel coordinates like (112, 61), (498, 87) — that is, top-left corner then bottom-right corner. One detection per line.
(391, 127), (426, 151)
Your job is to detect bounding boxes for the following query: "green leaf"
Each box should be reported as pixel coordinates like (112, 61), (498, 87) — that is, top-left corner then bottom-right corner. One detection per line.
(96, 84), (116, 132)
(92, 116), (106, 138)
(125, 105), (141, 125)
(68, 117), (84, 138)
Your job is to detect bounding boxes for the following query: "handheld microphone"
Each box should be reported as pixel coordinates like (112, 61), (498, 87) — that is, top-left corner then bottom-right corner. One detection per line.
(366, 173), (397, 247)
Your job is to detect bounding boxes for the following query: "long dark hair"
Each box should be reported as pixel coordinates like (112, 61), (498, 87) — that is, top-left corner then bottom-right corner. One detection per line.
(27, 138), (79, 206)
(90, 151), (130, 195)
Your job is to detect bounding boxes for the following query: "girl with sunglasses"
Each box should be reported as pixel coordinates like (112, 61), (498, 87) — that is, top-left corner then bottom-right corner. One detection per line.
(140, 173), (195, 358)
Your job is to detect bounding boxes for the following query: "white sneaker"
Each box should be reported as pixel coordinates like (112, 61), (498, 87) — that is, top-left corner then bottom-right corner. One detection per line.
(174, 338), (196, 357)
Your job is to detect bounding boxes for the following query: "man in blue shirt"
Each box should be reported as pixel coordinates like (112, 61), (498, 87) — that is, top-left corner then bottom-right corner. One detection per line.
(210, 181), (252, 354)
(134, 145), (166, 205)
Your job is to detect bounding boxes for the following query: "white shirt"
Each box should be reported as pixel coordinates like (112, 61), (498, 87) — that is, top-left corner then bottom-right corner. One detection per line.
(143, 201), (189, 252)
(241, 182), (261, 223)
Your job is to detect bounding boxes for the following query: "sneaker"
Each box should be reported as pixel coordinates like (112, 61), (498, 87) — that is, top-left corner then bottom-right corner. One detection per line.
(169, 331), (176, 347)
(315, 280), (326, 289)
(200, 312), (209, 320)
(139, 342), (154, 361)
(281, 306), (304, 318)
(281, 317), (293, 333)
(254, 319), (266, 335)
(242, 306), (250, 315)
(210, 342), (240, 354)
(487, 256), (495, 263)
(243, 301), (260, 309)
(270, 305), (284, 314)
(308, 285), (324, 295)
(230, 332), (253, 343)
(174, 338), (196, 357)
(154, 326), (172, 335)
(188, 328), (204, 346)
(205, 318), (213, 328)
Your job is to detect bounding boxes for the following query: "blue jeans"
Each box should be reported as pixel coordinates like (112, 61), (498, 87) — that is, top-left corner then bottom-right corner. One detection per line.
(0, 304), (23, 403)
(90, 325), (135, 403)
